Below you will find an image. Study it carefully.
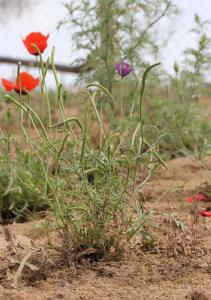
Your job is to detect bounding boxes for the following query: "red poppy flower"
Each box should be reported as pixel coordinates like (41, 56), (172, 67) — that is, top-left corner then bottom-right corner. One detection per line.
(198, 210), (211, 217)
(185, 193), (207, 203)
(22, 32), (49, 55)
(2, 72), (39, 95)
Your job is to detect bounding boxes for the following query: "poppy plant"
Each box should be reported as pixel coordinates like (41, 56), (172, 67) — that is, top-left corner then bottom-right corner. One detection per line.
(2, 72), (39, 95)
(185, 193), (208, 203)
(22, 32), (49, 55)
(115, 62), (133, 78)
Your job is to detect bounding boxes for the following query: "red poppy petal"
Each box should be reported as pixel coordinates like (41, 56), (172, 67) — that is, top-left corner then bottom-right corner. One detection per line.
(197, 194), (207, 201)
(185, 193), (207, 203)
(198, 210), (211, 217)
(2, 79), (15, 91)
(185, 197), (194, 203)
(16, 72), (39, 92)
(22, 38), (37, 55)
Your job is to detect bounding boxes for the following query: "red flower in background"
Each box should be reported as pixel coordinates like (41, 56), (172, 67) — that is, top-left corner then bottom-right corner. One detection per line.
(185, 193), (208, 203)
(22, 32), (49, 55)
(198, 210), (211, 217)
(2, 72), (39, 94)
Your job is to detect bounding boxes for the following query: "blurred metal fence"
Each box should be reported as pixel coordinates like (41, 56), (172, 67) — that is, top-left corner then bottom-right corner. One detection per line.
(0, 0), (80, 86)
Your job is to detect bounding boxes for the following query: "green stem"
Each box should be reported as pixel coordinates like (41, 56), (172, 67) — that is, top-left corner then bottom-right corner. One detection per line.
(139, 62), (161, 153)
(120, 77), (123, 118)
(132, 62), (161, 191)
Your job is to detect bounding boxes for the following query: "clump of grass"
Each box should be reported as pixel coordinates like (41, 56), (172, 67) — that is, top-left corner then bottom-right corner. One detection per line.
(2, 47), (162, 257)
(0, 149), (49, 223)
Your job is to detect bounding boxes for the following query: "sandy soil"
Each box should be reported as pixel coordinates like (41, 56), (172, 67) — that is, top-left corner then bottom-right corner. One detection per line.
(1, 155), (211, 299)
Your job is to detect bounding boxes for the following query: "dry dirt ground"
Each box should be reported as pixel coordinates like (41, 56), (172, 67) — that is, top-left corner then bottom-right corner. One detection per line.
(1, 156), (211, 299)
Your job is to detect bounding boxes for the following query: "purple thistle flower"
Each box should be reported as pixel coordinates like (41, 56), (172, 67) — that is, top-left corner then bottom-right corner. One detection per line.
(115, 62), (133, 78)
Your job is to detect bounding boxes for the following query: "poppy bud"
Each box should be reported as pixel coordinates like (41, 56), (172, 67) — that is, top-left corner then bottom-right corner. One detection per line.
(115, 62), (133, 78)
(173, 62), (179, 74)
